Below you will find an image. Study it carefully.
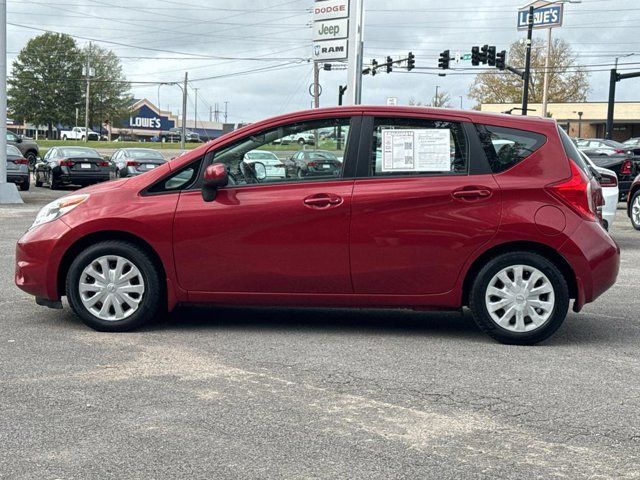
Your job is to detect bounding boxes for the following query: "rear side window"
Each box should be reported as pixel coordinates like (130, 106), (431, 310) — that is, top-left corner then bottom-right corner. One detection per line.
(476, 124), (546, 173)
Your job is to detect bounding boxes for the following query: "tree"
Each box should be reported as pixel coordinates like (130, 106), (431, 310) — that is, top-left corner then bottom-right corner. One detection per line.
(8, 33), (83, 138)
(468, 38), (589, 107)
(430, 90), (451, 108)
(80, 44), (132, 135)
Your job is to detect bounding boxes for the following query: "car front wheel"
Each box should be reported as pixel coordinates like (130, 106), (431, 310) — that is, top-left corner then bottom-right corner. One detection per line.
(469, 252), (569, 345)
(66, 241), (163, 331)
(630, 191), (640, 231)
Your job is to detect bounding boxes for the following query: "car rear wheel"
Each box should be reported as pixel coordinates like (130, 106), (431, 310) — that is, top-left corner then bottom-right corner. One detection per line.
(48, 171), (59, 190)
(19, 180), (29, 191)
(630, 191), (640, 231)
(66, 241), (163, 332)
(469, 252), (569, 345)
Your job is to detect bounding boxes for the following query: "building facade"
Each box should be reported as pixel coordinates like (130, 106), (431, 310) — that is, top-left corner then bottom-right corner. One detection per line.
(480, 102), (640, 141)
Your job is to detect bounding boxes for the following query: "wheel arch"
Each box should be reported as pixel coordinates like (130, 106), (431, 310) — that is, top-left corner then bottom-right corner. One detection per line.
(461, 241), (578, 306)
(57, 230), (171, 306)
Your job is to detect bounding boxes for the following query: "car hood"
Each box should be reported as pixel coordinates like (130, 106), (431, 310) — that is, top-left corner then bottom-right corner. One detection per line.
(76, 177), (130, 194)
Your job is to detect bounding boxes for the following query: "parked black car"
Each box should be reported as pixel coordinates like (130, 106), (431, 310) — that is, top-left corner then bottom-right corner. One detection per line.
(5, 145), (30, 191)
(7, 131), (39, 169)
(111, 148), (167, 177)
(284, 150), (342, 178)
(581, 150), (639, 201)
(34, 146), (111, 189)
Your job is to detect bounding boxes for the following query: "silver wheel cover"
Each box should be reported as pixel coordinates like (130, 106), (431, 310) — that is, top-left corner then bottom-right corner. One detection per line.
(79, 255), (145, 321)
(485, 265), (555, 333)
(632, 195), (640, 227)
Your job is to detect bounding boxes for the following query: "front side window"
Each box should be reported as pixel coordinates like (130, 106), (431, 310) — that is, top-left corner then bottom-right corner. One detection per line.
(210, 117), (351, 186)
(370, 117), (468, 176)
(476, 124), (546, 173)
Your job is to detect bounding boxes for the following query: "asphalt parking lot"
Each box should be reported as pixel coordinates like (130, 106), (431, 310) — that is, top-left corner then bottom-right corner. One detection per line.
(1, 186), (639, 479)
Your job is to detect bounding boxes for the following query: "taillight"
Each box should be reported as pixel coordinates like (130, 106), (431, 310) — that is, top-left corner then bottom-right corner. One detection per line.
(13, 158), (28, 165)
(307, 161), (318, 167)
(546, 161), (599, 221)
(126, 160), (139, 167)
(98, 161), (110, 167)
(59, 159), (73, 167)
(599, 172), (618, 187)
(614, 148), (626, 154)
(621, 160), (632, 175)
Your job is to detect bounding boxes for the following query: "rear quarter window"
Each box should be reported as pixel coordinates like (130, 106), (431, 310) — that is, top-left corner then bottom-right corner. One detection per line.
(476, 124), (546, 173)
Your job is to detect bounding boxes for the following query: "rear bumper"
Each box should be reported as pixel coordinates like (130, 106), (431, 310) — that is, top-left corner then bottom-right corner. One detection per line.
(7, 173), (29, 185)
(559, 220), (620, 311)
(619, 180), (632, 199)
(58, 171), (111, 185)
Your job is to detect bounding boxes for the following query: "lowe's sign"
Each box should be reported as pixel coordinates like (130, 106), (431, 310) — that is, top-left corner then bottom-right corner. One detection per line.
(125, 104), (175, 131)
(517, 2), (563, 30)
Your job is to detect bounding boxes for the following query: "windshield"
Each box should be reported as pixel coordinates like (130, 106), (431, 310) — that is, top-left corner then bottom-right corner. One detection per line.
(246, 151), (278, 160)
(126, 149), (165, 160)
(606, 140), (626, 149)
(60, 147), (101, 158)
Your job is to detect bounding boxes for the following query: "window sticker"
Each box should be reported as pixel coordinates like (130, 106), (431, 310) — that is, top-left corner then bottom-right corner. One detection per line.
(381, 128), (451, 172)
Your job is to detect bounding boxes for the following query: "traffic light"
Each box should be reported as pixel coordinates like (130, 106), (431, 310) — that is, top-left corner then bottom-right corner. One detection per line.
(471, 46), (480, 66)
(371, 59), (378, 76)
(407, 51), (415, 71)
(479, 44), (489, 65)
(438, 50), (450, 70)
(386, 56), (393, 73)
(487, 46), (496, 66)
(496, 50), (506, 70)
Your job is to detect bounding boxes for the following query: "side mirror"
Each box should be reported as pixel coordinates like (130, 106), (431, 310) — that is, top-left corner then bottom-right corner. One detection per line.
(202, 163), (228, 202)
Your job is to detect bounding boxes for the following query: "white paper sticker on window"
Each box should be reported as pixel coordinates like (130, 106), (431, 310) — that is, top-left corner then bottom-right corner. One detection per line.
(381, 129), (451, 172)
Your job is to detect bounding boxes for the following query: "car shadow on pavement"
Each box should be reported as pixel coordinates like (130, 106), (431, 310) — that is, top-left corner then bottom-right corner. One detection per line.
(143, 305), (489, 342)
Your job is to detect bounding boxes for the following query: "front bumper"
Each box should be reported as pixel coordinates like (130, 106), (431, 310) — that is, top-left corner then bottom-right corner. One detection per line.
(15, 219), (71, 301)
(559, 220), (620, 311)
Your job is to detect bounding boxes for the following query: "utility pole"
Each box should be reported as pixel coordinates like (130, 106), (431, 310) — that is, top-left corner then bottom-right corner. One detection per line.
(209, 105), (213, 122)
(84, 42), (92, 142)
(313, 62), (320, 108)
(194, 87), (199, 131)
(541, 27), (552, 117)
(345, 0), (364, 105)
(434, 85), (440, 107)
(181, 72), (187, 150)
(521, 5), (534, 115)
(224, 101), (228, 123)
(0, 0), (22, 203)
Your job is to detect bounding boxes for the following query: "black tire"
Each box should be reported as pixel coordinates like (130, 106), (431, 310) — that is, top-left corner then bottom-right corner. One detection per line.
(66, 240), (164, 332)
(35, 171), (43, 187)
(25, 151), (37, 171)
(20, 180), (29, 191)
(296, 168), (304, 179)
(62, 135), (67, 141)
(48, 171), (59, 190)
(629, 191), (640, 231)
(469, 251), (570, 345)
(298, 138), (305, 145)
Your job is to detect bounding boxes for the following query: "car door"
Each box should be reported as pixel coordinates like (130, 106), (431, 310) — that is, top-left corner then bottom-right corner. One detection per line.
(172, 115), (360, 294)
(349, 115), (501, 296)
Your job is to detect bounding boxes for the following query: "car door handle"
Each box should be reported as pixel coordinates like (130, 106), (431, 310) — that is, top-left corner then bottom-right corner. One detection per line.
(452, 188), (492, 200)
(303, 194), (343, 208)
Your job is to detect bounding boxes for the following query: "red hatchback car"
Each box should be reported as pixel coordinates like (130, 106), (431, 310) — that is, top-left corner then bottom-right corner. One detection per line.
(15, 107), (619, 344)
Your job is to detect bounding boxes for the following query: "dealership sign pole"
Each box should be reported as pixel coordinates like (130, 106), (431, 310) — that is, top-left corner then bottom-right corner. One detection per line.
(0, 0), (23, 204)
(312, 0), (355, 103)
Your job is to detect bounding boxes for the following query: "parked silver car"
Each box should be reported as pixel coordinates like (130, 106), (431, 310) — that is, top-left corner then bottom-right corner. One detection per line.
(5, 144), (30, 191)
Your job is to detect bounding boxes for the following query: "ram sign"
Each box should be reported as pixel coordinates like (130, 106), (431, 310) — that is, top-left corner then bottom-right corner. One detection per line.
(517, 2), (563, 30)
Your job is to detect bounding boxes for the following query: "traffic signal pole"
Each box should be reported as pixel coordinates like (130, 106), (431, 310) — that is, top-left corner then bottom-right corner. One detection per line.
(0, 0), (22, 203)
(606, 68), (640, 139)
(521, 5), (534, 115)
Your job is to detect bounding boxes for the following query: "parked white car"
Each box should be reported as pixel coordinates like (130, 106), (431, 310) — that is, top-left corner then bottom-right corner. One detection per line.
(242, 150), (286, 179)
(60, 127), (100, 141)
(582, 152), (619, 230)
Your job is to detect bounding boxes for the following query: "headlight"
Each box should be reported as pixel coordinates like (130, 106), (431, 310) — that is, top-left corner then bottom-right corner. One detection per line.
(30, 194), (89, 230)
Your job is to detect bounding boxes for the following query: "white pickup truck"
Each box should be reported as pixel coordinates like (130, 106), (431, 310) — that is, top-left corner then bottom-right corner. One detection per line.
(60, 127), (100, 141)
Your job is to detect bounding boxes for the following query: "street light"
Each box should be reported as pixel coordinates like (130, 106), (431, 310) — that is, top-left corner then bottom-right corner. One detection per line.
(573, 110), (584, 138)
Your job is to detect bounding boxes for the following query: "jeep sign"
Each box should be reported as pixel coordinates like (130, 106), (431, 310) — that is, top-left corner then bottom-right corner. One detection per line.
(313, 18), (348, 41)
(312, 39), (348, 61)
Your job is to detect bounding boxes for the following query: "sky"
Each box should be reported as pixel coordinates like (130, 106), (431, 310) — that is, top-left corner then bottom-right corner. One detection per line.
(7, 0), (640, 124)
